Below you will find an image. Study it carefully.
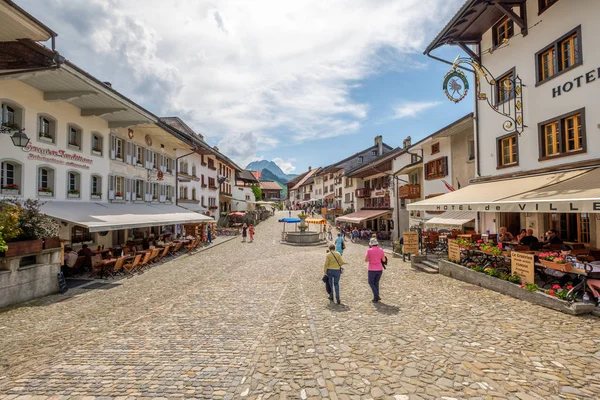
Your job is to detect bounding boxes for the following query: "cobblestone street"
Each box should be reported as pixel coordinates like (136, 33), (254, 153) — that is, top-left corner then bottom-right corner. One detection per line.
(0, 211), (599, 399)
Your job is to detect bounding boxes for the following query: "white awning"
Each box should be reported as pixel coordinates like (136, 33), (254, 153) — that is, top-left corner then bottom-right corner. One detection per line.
(407, 169), (590, 213)
(424, 211), (476, 227)
(336, 209), (391, 224)
(41, 202), (214, 232)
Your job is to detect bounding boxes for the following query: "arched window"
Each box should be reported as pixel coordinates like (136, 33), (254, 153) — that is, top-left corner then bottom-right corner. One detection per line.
(67, 171), (81, 198)
(1, 101), (24, 130)
(191, 164), (197, 177)
(91, 133), (103, 156)
(37, 166), (55, 197)
(67, 124), (82, 150)
(1, 161), (22, 195)
(37, 114), (57, 143)
(91, 175), (102, 198)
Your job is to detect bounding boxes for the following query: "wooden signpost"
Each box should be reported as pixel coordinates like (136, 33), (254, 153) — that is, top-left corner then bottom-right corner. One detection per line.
(511, 251), (535, 284)
(403, 231), (419, 261)
(448, 240), (461, 263)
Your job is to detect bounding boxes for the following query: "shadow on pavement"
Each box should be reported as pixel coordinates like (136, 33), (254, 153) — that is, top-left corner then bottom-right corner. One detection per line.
(326, 303), (351, 312)
(373, 302), (400, 315)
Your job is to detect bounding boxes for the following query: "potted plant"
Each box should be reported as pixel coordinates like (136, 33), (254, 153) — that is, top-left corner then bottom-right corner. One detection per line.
(92, 146), (102, 156)
(480, 241), (502, 256)
(91, 192), (102, 200)
(114, 191), (123, 200)
(39, 132), (53, 142)
(1, 183), (19, 195)
(38, 187), (53, 197)
(136, 193), (142, 201)
(1, 121), (20, 132)
(539, 252), (572, 272)
(454, 237), (475, 249)
(68, 189), (80, 198)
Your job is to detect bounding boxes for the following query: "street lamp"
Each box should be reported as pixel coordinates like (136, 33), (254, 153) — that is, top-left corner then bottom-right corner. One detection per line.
(1, 125), (30, 148)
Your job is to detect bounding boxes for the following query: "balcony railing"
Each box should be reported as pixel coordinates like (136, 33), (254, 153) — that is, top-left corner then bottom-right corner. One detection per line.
(399, 184), (420, 199)
(355, 188), (371, 198)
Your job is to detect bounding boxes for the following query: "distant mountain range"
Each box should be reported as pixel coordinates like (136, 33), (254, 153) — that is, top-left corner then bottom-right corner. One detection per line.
(245, 160), (297, 183)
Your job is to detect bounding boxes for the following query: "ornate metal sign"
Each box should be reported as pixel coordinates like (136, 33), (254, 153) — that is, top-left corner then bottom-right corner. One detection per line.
(443, 69), (469, 103)
(444, 56), (525, 135)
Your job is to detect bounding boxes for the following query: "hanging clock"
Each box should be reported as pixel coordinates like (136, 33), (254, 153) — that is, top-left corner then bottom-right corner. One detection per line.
(145, 134), (153, 146)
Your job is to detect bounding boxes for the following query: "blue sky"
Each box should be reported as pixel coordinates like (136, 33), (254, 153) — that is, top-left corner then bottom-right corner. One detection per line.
(19, 0), (470, 174)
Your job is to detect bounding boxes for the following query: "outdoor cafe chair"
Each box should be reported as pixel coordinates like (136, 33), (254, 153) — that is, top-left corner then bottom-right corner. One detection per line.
(123, 254), (142, 275)
(137, 252), (153, 272)
(185, 239), (197, 253)
(148, 248), (160, 264)
(170, 241), (183, 255)
(155, 246), (170, 263)
(110, 256), (127, 277)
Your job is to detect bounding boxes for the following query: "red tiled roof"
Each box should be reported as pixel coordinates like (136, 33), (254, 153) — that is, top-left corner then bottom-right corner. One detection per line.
(260, 181), (282, 190)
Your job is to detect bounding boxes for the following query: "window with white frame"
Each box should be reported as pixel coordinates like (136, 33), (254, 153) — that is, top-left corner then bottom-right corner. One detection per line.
(1, 102), (23, 130)
(37, 167), (55, 195)
(208, 197), (216, 207)
(135, 179), (144, 200)
(165, 157), (173, 174)
(67, 125), (82, 150)
(67, 171), (81, 197)
(91, 175), (102, 198)
(152, 183), (159, 200)
(152, 152), (159, 169)
(111, 136), (124, 161)
(192, 164), (197, 177)
(91, 133), (103, 155)
(135, 145), (144, 166)
(38, 115), (56, 143)
(115, 176), (125, 198)
(192, 188), (197, 200)
(1, 161), (22, 193)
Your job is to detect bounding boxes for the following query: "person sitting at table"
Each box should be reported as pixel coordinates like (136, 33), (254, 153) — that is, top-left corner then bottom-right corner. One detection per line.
(519, 228), (539, 248)
(585, 263), (600, 306)
(498, 227), (514, 242)
(77, 244), (94, 271)
(542, 229), (563, 248)
(516, 229), (527, 242)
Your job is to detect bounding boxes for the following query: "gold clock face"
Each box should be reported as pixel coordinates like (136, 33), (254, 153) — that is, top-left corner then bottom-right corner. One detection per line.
(145, 134), (153, 146)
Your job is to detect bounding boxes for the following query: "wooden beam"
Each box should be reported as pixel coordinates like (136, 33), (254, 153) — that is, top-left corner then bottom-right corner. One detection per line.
(108, 120), (149, 129)
(494, 2), (525, 30)
(81, 108), (127, 117)
(44, 90), (97, 102)
(457, 42), (481, 64)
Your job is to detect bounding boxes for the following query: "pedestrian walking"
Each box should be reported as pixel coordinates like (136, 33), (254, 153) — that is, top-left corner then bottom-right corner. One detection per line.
(323, 244), (345, 304)
(207, 226), (212, 244)
(249, 224), (255, 242)
(335, 233), (345, 255)
(289, 209), (292, 218)
(327, 225), (333, 241)
(241, 223), (248, 243)
(365, 238), (386, 303)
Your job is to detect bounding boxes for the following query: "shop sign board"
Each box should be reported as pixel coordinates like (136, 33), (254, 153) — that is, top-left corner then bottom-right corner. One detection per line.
(448, 240), (461, 263)
(511, 251), (535, 284)
(403, 231), (419, 255)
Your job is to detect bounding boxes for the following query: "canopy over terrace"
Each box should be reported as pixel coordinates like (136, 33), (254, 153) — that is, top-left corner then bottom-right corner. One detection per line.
(41, 202), (214, 232)
(407, 169), (596, 213)
(336, 209), (391, 224)
(424, 210), (476, 228)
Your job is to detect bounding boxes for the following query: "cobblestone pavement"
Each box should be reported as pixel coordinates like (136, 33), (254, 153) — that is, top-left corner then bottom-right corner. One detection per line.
(1, 211), (600, 399)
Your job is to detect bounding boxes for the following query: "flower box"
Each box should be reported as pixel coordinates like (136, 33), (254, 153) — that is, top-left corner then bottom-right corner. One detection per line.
(540, 260), (573, 272)
(68, 193), (80, 198)
(92, 150), (102, 156)
(43, 236), (61, 250)
(38, 136), (54, 143)
(1, 239), (43, 258)
(38, 191), (53, 197)
(114, 196), (123, 200)
(1, 189), (19, 195)
(68, 144), (80, 150)
(91, 195), (101, 200)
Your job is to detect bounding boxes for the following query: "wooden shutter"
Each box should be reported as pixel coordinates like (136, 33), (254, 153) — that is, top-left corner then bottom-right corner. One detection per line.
(424, 162), (430, 180)
(108, 174), (115, 199)
(110, 134), (116, 160)
(125, 178), (132, 201)
(442, 156), (448, 177)
(125, 142), (132, 164)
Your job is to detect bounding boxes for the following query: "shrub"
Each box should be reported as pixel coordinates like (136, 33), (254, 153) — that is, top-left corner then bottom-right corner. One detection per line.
(484, 267), (501, 278)
(10, 199), (59, 240)
(0, 202), (22, 241)
(508, 274), (522, 284)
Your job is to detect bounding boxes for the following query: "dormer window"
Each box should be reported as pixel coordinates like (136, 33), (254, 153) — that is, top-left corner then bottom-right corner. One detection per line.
(358, 156), (363, 164)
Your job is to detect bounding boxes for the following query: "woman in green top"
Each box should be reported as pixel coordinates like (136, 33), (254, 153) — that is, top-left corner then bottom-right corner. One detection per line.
(324, 244), (345, 304)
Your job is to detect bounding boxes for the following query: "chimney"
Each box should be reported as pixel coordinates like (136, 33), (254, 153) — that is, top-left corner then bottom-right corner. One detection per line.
(374, 135), (383, 156)
(213, 146), (219, 151)
(308, 166), (312, 171)
(103, 81), (112, 88)
(403, 136), (412, 148)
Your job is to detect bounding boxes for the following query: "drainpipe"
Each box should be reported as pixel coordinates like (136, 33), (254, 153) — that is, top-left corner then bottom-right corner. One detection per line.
(175, 148), (198, 206)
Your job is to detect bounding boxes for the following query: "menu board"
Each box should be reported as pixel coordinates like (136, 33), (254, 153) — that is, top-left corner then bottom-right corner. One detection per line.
(403, 232), (419, 255)
(511, 251), (535, 284)
(448, 240), (461, 263)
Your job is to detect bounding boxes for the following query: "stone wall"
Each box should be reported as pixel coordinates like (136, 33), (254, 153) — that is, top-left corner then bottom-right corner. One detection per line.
(0, 248), (62, 309)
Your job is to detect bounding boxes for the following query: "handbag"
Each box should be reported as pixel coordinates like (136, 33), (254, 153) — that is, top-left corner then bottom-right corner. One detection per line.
(332, 252), (344, 274)
(382, 256), (388, 270)
(341, 240), (346, 250)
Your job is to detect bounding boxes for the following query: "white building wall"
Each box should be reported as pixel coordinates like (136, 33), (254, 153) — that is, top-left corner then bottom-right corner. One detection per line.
(232, 185), (254, 212)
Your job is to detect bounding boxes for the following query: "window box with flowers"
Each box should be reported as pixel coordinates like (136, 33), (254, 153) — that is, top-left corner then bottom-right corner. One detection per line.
(152, 195), (158, 203)
(92, 146), (102, 156)
(67, 189), (80, 198)
(38, 187), (53, 197)
(68, 141), (80, 150)
(114, 191), (123, 200)
(1, 183), (20, 195)
(1, 121), (20, 132)
(38, 133), (54, 143)
(91, 192), (102, 200)
(538, 252), (573, 272)
(209, 205), (218, 210)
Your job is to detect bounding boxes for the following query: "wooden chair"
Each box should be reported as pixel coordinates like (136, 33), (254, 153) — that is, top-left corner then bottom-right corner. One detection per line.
(137, 252), (153, 272)
(186, 239), (197, 253)
(110, 256), (127, 277)
(170, 241), (183, 255)
(148, 248), (160, 264)
(123, 254), (142, 275)
(155, 246), (170, 263)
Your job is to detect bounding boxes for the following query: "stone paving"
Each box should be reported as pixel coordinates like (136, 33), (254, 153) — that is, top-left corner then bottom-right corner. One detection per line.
(1, 211), (600, 399)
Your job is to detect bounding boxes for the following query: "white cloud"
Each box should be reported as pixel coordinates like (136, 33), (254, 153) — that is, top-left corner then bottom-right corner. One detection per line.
(392, 101), (442, 119)
(22, 0), (464, 164)
(272, 158), (297, 175)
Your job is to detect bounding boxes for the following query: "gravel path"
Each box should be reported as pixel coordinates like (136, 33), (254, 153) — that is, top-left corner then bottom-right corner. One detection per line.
(0, 210), (599, 399)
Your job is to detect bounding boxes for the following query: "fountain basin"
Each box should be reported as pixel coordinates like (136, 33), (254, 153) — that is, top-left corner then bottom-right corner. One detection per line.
(283, 231), (326, 246)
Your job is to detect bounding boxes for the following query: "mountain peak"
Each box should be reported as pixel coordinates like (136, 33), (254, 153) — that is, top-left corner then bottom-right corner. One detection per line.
(245, 159), (295, 182)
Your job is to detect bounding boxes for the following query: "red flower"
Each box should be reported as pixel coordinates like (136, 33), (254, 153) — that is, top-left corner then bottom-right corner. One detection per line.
(548, 290), (555, 297)
(477, 240), (483, 243)
(552, 284), (561, 290)
(566, 285), (573, 290)
(520, 284), (525, 288)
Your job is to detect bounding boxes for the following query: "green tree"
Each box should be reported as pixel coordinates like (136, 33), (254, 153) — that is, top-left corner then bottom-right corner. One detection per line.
(251, 185), (262, 201)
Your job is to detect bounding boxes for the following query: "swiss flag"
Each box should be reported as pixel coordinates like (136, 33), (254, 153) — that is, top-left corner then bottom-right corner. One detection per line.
(442, 180), (455, 192)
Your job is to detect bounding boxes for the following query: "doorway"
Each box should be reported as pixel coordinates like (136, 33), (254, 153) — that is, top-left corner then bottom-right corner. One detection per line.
(500, 212), (521, 236)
